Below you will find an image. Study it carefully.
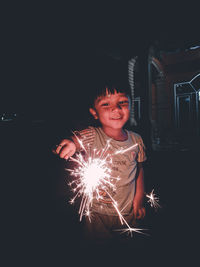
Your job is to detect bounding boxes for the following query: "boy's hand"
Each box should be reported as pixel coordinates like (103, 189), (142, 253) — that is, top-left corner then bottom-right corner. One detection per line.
(54, 139), (76, 160)
(133, 196), (146, 220)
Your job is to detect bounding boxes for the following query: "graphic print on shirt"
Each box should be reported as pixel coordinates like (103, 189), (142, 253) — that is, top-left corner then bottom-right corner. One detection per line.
(98, 145), (139, 204)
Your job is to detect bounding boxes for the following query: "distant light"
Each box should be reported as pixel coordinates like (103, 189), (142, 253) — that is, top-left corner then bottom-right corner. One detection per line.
(189, 46), (200, 50)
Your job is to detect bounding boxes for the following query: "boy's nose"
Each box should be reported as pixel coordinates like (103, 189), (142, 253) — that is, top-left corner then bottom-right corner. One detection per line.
(111, 104), (121, 111)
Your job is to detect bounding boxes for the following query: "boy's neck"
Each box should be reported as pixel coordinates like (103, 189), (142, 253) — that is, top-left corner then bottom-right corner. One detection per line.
(101, 127), (128, 141)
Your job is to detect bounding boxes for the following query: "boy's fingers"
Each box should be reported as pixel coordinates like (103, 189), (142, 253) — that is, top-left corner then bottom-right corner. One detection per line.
(133, 207), (138, 218)
(133, 207), (145, 219)
(64, 154), (69, 160)
(136, 210), (142, 219)
(63, 150), (74, 160)
(56, 143), (67, 154)
(55, 144), (64, 154)
(59, 146), (71, 158)
(137, 208), (145, 219)
(138, 210), (143, 219)
(136, 211), (141, 219)
(55, 140), (70, 154)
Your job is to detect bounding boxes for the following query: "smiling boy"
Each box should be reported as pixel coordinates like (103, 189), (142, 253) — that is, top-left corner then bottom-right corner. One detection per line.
(55, 83), (147, 243)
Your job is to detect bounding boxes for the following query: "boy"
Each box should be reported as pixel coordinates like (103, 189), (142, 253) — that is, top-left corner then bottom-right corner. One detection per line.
(55, 83), (146, 243)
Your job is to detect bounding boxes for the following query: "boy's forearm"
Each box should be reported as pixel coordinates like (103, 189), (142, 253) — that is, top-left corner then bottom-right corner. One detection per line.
(134, 163), (145, 199)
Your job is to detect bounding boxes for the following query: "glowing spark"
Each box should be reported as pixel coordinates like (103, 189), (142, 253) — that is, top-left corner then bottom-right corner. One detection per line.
(115, 143), (138, 155)
(71, 131), (87, 152)
(66, 135), (145, 236)
(146, 189), (161, 210)
(66, 139), (117, 222)
(114, 227), (147, 236)
(106, 191), (147, 236)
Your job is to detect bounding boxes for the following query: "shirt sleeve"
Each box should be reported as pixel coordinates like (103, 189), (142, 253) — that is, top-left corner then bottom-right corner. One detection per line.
(131, 132), (147, 162)
(73, 126), (95, 151)
(137, 136), (147, 162)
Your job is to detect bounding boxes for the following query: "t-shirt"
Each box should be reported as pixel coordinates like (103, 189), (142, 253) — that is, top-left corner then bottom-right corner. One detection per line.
(74, 126), (147, 216)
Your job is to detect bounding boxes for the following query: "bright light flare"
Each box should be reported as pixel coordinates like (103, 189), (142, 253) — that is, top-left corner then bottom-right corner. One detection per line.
(66, 139), (117, 221)
(114, 143), (138, 155)
(68, 153), (114, 200)
(146, 189), (161, 210)
(82, 159), (110, 194)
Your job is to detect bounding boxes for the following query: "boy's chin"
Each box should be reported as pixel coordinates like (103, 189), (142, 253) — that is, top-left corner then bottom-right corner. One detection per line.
(108, 122), (127, 129)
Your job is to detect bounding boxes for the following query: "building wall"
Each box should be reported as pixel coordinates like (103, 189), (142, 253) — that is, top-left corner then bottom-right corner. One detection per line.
(150, 47), (200, 150)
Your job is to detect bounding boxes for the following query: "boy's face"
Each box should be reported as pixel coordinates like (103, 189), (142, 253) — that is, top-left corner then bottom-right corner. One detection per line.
(89, 91), (131, 131)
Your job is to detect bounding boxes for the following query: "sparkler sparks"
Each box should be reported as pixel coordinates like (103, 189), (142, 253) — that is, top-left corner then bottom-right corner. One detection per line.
(66, 135), (146, 236)
(114, 143), (138, 155)
(146, 189), (161, 210)
(67, 148), (117, 221)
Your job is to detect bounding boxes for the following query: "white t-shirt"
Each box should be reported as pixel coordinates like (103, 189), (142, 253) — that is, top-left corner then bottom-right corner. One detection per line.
(74, 126), (147, 216)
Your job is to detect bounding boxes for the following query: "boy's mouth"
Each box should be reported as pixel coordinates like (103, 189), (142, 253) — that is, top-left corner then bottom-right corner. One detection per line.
(110, 117), (122, 120)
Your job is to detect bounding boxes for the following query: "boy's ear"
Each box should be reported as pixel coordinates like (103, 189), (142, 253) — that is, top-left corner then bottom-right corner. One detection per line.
(89, 108), (98, 119)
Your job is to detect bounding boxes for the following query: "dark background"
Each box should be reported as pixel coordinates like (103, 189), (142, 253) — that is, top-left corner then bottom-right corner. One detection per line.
(1, 3), (199, 265)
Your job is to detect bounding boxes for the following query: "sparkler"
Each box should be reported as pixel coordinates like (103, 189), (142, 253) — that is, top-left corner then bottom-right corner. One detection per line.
(67, 143), (118, 221)
(66, 135), (146, 236)
(146, 189), (161, 210)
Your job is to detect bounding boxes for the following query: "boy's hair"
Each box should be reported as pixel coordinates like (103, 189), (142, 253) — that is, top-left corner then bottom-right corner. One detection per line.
(89, 80), (131, 108)
(78, 80), (132, 129)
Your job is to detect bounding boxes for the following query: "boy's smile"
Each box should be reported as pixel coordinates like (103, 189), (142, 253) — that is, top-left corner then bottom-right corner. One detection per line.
(89, 92), (131, 139)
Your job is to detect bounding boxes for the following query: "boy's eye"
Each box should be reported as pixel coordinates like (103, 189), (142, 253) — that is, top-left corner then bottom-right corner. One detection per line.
(119, 100), (129, 105)
(101, 103), (109, 106)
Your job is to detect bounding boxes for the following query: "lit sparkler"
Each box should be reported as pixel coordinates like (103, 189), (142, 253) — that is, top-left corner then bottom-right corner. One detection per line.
(146, 189), (161, 210)
(67, 145), (117, 221)
(66, 135), (145, 236)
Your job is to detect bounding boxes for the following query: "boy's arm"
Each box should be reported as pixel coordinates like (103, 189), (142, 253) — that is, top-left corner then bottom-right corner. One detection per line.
(133, 162), (146, 219)
(55, 138), (77, 160)
(54, 128), (93, 159)
(53, 127), (95, 159)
